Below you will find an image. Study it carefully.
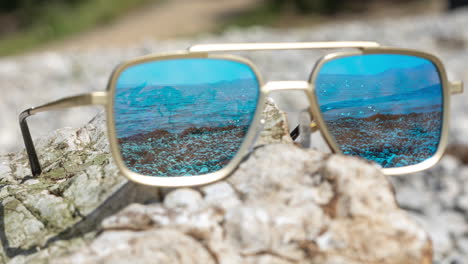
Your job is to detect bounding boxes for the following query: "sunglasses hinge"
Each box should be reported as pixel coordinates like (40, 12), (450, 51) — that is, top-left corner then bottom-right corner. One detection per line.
(449, 81), (464, 94)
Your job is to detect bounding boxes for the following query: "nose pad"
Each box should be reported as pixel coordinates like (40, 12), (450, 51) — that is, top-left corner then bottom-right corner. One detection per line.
(297, 108), (312, 147)
(293, 109), (319, 148)
(262, 81), (324, 148)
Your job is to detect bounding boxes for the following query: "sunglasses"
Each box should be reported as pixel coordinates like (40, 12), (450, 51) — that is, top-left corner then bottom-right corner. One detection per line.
(19, 42), (464, 187)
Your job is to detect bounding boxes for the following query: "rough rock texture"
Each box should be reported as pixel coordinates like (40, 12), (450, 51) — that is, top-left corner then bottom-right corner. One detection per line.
(390, 154), (468, 263)
(0, 101), (431, 263)
(55, 147), (432, 264)
(0, 113), (159, 264)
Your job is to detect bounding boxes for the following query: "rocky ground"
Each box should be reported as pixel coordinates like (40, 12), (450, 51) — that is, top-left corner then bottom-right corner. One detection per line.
(0, 101), (432, 264)
(1, 8), (468, 263)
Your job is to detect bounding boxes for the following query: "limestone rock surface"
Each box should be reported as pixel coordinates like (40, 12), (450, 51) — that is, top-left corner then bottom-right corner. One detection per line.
(54, 145), (432, 264)
(0, 101), (432, 263)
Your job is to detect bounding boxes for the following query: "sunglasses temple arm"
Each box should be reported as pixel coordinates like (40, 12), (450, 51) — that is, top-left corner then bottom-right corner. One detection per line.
(18, 92), (108, 177)
(19, 109), (42, 176)
(290, 125), (300, 140)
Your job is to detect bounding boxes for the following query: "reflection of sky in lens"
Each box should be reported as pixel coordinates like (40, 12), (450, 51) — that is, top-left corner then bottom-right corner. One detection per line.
(117, 58), (256, 88)
(320, 54), (429, 75)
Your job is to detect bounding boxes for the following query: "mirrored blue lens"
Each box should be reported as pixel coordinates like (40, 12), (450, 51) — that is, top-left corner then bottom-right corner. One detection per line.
(114, 58), (260, 177)
(315, 54), (443, 168)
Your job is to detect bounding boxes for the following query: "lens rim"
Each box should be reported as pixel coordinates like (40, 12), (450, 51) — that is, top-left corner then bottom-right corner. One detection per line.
(308, 47), (450, 175)
(106, 52), (266, 186)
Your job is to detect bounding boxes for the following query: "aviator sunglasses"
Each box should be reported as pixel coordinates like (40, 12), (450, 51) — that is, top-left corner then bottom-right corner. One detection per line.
(19, 42), (464, 187)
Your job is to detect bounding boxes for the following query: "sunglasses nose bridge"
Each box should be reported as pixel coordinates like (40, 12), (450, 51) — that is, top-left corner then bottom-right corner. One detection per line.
(261, 81), (321, 147)
(262, 81), (311, 94)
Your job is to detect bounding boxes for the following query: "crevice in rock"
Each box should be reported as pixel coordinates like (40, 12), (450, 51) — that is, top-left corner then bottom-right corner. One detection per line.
(320, 183), (338, 219)
(398, 204), (425, 215)
(453, 201), (468, 215)
(190, 187), (206, 199)
(45, 186), (86, 220)
(446, 144), (468, 164)
(241, 250), (297, 263)
(224, 180), (247, 202)
(191, 238), (220, 264)
(297, 239), (322, 259)
(6, 155), (15, 178)
(9, 194), (42, 222)
(10, 192), (70, 234)
(0, 181), (144, 259)
(0, 201), (40, 258)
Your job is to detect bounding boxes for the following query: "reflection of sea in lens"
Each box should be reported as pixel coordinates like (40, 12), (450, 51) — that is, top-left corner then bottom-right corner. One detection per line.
(315, 54), (443, 168)
(117, 125), (248, 176)
(325, 112), (442, 168)
(114, 58), (259, 177)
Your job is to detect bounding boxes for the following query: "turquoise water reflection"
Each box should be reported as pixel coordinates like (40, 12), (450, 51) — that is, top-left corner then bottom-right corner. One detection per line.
(315, 54), (443, 168)
(114, 58), (259, 176)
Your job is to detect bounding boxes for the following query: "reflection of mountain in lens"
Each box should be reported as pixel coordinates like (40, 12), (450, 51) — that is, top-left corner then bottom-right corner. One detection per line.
(316, 63), (442, 120)
(114, 78), (258, 138)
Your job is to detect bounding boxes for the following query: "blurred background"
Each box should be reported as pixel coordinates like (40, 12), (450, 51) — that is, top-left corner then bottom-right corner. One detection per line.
(0, 0), (464, 55)
(1, 1), (468, 262)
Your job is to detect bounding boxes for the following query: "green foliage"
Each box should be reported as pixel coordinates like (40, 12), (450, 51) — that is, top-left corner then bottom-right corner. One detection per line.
(220, 0), (422, 32)
(264, 0), (427, 14)
(0, 0), (86, 26)
(218, 0), (338, 31)
(0, 0), (155, 56)
(219, 4), (280, 29)
(268, 0), (344, 14)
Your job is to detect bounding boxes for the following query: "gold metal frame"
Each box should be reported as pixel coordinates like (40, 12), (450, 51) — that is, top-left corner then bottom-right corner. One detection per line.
(106, 52), (269, 186)
(307, 47), (453, 176)
(19, 42), (464, 187)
